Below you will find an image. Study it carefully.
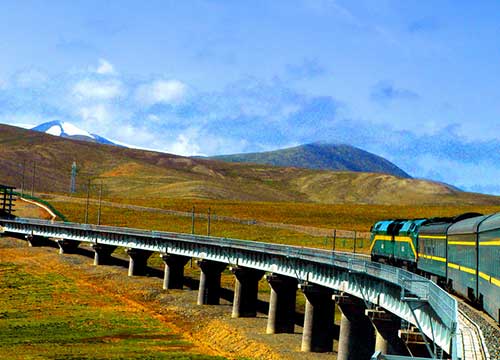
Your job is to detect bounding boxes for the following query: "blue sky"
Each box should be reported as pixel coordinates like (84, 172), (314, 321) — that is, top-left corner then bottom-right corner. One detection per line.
(1, 0), (500, 194)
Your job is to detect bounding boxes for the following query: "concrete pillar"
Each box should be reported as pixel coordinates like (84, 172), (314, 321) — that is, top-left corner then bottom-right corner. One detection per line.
(196, 260), (227, 305)
(266, 274), (297, 334)
(126, 248), (152, 276)
(161, 253), (190, 290)
(55, 239), (80, 254)
(230, 266), (264, 318)
(335, 294), (375, 360)
(300, 283), (335, 353)
(366, 308), (407, 356)
(25, 234), (43, 247)
(92, 244), (117, 265)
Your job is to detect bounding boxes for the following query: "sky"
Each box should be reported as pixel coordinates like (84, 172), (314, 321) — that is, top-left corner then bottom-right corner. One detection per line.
(1, 0), (500, 194)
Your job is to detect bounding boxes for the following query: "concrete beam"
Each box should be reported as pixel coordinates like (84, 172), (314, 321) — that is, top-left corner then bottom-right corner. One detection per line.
(266, 274), (297, 334)
(300, 283), (335, 353)
(230, 266), (264, 318)
(366, 308), (407, 356)
(335, 293), (375, 360)
(92, 244), (117, 266)
(126, 248), (152, 276)
(197, 260), (226, 305)
(161, 253), (190, 290)
(55, 238), (80, 254)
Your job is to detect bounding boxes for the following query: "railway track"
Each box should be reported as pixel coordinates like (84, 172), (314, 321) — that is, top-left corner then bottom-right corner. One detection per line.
(458, 308), (490, 360)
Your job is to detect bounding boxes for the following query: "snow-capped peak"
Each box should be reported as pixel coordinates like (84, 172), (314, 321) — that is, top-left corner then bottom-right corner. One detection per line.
(60, 121), (95, 138)
(31, 120), (117, 146)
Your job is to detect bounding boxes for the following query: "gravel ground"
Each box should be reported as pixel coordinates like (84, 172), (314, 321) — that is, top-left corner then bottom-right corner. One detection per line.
(457, 300), (500, 359)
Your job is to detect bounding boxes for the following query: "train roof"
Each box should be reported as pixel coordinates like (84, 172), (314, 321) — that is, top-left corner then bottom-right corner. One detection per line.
(372, 220), (394, 232)
(477, 212), (500, 233)
(419, 222), (451, 235)
(399, 219), (426, 232)
(419, 213), (483, 235)
(448, 214), (489, 235)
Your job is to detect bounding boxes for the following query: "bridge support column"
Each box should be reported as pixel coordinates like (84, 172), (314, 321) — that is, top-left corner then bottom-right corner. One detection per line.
(266, 274), (297, 334)
(25, 234), (44, 247)
(300, 283), (335, 353)
(197, 260), (226, 305)
(55, 239), (80, 254)
(161, 254), (190, 290)
(230, 266), (264, 318)
(126, 248), (152, 276)
(366, 308), (407, 355)
(335, 294), (374, 360)
(92, 244), (117, 265)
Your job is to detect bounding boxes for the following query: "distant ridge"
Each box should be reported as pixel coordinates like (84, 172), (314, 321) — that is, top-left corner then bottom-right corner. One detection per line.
(211, 143), (411, 178)
(32, 120), (117, 146)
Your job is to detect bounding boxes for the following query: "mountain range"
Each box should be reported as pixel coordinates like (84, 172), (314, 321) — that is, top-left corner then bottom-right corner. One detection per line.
(0, 123), (498, 205)
(32, 121), (409, 179)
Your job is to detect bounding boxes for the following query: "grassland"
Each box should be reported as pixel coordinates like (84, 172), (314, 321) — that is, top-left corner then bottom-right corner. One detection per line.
(0, 247), (225, 359)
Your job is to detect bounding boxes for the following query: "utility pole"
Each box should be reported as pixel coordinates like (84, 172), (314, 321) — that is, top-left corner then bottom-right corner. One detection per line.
(84, 179), (91, 223)
(31, 161), (36, 197)
(97, 181), (103, 225)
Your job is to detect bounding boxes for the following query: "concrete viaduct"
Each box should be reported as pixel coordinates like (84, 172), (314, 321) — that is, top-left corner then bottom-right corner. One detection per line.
(0, 217), (463, 360)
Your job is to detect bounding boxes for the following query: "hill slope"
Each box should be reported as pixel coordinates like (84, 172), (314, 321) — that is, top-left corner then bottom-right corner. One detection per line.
(212, 143), (411, 178)
(0, 124), (497, 205)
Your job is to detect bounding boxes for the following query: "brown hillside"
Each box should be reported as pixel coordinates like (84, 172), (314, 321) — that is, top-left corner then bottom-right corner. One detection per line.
(0, 124), (498, 205)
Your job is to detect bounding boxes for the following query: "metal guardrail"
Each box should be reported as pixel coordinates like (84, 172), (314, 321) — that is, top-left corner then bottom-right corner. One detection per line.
(1, 217), (460, 357)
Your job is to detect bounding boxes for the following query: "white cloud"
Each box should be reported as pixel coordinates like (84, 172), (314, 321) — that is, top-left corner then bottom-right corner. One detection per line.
(415, 154), (500, 193)
(135, 79), (188, 106)
(78, 104), (115, 127)
(96, 59), (116, 75)
(15, 69), (48, 88)
(168, 131), (202, 156)
(72, 79), (124, 100)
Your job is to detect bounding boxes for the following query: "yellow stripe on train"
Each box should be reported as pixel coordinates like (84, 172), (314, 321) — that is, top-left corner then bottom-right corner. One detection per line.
(417, 253), (446, 263)
(370, 235), (417, 258)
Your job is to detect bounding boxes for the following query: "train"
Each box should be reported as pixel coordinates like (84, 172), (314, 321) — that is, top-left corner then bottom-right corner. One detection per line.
(370, 212), (500, 324)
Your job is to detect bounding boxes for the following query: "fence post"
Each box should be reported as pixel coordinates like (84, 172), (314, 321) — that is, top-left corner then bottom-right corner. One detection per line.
(191, 206), (195, 234)
(332, 229), (336, 251)
(353, 231), (357, 253)
(84, 179), (91, 224)
(207, 207), (211, 236)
